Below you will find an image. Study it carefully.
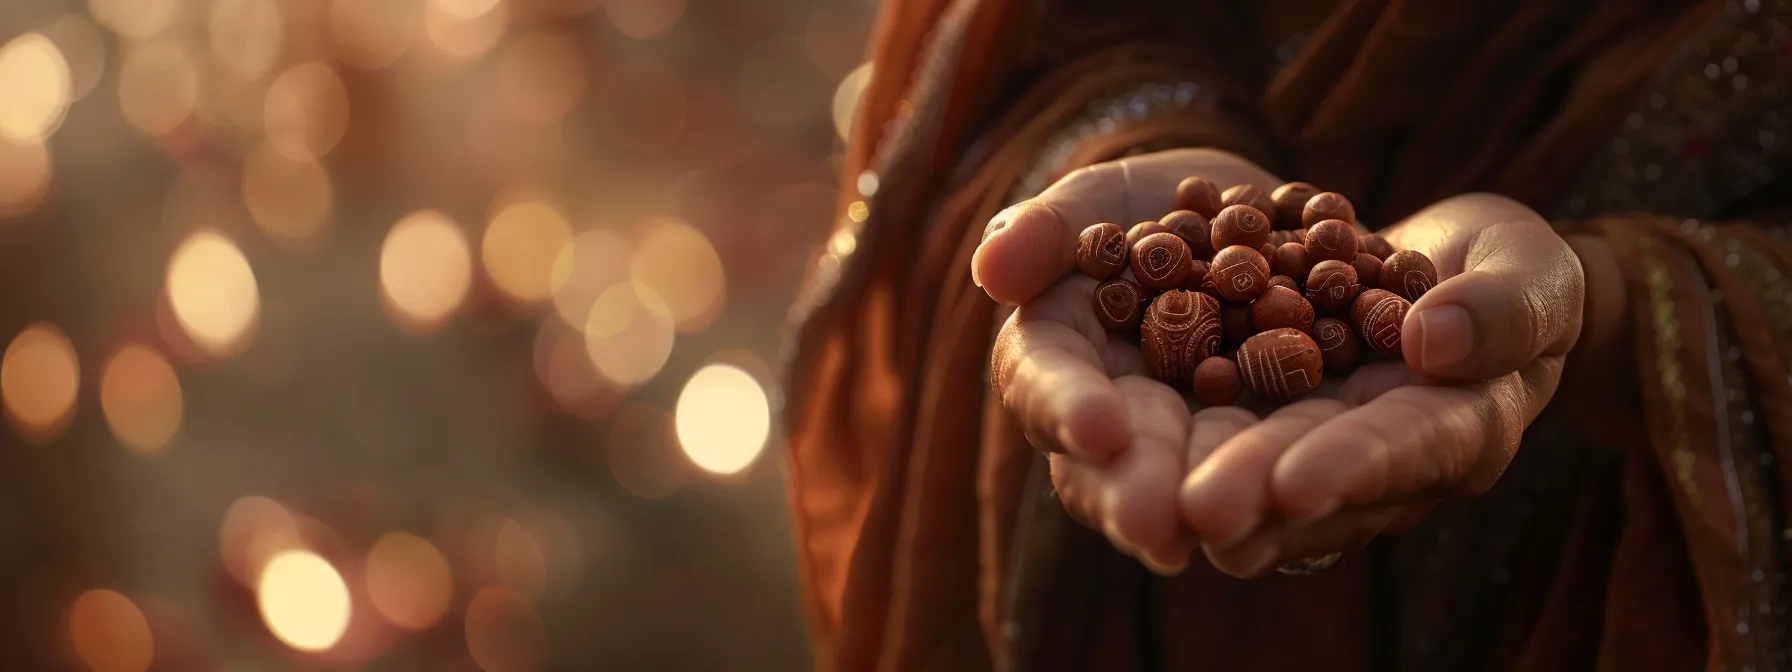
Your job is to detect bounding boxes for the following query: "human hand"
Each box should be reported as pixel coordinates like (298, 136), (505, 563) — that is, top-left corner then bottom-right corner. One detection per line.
(978, 149), (1281, 573)
(1177, 193), (1585, 577)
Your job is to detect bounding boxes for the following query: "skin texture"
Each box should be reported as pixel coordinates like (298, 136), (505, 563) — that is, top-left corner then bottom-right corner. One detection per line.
(974, 148), (1608, 577)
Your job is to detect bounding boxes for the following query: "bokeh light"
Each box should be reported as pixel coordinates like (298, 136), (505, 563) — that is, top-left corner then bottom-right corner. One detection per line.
(493, 29), (587, 124)
(583, 282), (675, 386)
(88, 0), (179, 41)
(117, 41), (198, 137)
(36, 16), (105, 102)
(330, 0), (418, 70)
(257, 550), (352, 652)
(381, 210), (473, 333)
(532, 319), (622, 418)
(0, 33), (72, 142)
(832, 63), (872, 142)
(365, 532), (453, 631)
(435, 0), (503, 20)
(465, 587), (545, 672)
(166, 231), (261, 357)
(629, 217), (724, 332)
(242, 143), (335, 245)
(1, 323), (79, 443)
(209, 0), (285, 79)
(219, 495), (305, 586)
(264, 62), (352, 161)
(674, 365), (770, 475)
(425, 0), (508, 60)
(483, 200), (573, 304)
(99, 344), (183, 455)
(67, 590), (153, 672)
(494, 519), (546, 600)
(0, 135), (51, 217)
(604, 403), (687, 499)
(605, 0), (686, 39)
(549, 229), (631, 330)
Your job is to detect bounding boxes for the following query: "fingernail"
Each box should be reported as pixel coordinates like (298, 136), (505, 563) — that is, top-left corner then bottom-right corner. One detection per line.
(1293, 497), (1340, 525)
(1417, 304), (1474, 371)
(982, 207), (1015, 244)
(1208, 514), (1260, 551)
(1239, 544), (1281, 578)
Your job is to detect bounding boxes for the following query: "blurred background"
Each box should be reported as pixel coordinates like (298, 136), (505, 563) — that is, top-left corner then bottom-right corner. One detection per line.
(0, 0), (877, 669)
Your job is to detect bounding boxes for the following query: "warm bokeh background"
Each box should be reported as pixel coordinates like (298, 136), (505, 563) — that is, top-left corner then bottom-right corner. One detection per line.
(0, 0), (876, 669)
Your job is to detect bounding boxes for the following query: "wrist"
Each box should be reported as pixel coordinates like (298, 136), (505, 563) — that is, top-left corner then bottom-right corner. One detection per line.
(1562, 234), (1632, 385)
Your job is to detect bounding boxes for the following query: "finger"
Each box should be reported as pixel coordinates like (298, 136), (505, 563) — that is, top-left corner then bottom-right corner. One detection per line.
(1097, 376), (1196, 569)
(1203, 507), (1396, 579)
(1185, 405), (1257, 466)
(1270, 357), (1562, 520)
(992, 279), (1141, 459)
(1178, 399), (1350, 548)
(1390, 197), (1584, 381)
(971, 149), (1280, 305)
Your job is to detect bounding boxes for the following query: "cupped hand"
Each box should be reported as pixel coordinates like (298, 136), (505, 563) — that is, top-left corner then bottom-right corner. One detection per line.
(1178, 193), (1585, 577)
(980, 149), (1280, 573)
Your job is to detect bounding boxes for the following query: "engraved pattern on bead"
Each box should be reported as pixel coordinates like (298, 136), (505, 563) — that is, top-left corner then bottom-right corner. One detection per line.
(1140, 290), (1222, 381)
(1237, 328), (1323, 401)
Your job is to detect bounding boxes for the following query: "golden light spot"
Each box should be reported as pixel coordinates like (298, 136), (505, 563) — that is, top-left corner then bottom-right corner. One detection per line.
(846, 201), (868, 223)
(482, 200), (572, 304)
(242, 144), (334, 245)
(432, 0), (502, 20)
(583, 282), (675, 386)
(365, 532), (453, 631)
(37, 16), (106, 101)
(675, 364), (769, 475)
(629, 217), (724, 332)
(166, 231), (260, 357)
(67, 590), (153, 672)
(0, 135), (51, 217)
(209, 0), (285, 79)
(99, 344), (182, 455)
(329, 0), (418, 71)
(465, 587), (545, 672)
(549, 229), (631, 331)
(0, 34), (72, 142)
(493, 29), (586, 124)
(257, 550), (351, 652)
(605, 0), (686, 39)
(604, 403), (686, 500)
(532, 320), (622, 419)
(88, 0), (179, 41)
(219, 495), (305, 586)
(380, 210), (472, 333)
(832, 62), (872, 143)
(425, 0), (507, 61)
(1, 323), (79, 444)
(264, 63), (351, 161)
(494, 520), (546, 600)
(117, 42), (198, 137)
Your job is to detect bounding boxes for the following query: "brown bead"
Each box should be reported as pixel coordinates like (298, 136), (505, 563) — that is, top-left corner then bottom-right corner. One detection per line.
(1380, 250), (1439, 302)
(1198, 272), (1221, 299)
(1210, 205), (1272, 252)
(1221, 183), (1275, 218)
(1302, 192), (1357, 228)
(1139, 290), (1222, 382)
(1092, 277), (1148, 331)
(1178, 260), (1211, 292)
(1303, 219), (1359, 264)
(1350, 253), (1383, 290)
(1130, 232), (1193, 291)
(1271, 243), (1310, 279)
(1125, 220), (1169, 251)
(1159, 210), (1213, 258)
(1359, 233), (1394, 260)
(1351, 289), (1410, 357)
(1270, 182), (1319, 230)
(1221, 302), (1254, 346)
(1304, 260), (1360, 313)
(1176, 176), (1223, 218)
(1251, 285), (1315, 333)
(1259, 242), (1278, 260)
(1237, 328), (1323, 401)
(1312, 317), (1359, 374)
(1209, 245), (1272, 303)
(1075, 222), (1128, 280)
(1192, 357), (1242, 407)
(1268, 275), (1299, 292)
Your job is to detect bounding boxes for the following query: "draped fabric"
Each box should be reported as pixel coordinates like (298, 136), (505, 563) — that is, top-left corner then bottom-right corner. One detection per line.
(782, 0), (1792, 669)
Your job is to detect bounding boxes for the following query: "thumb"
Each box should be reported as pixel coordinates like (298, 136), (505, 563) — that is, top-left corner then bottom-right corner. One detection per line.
(1401, 218), (1584, 381)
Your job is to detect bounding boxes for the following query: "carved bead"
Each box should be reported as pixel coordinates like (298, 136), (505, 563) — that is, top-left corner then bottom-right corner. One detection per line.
(1380, 250), (1439, 301)
(1210, 205), (1273, 252)
(1305, 260), (1360, 313)
(1221, 183), (1275, 219)
(1092, 277), (1148, 331)
(1237, 328), (1323, 401)
(1270, 182), (1319, 230)
(1351, 289), (1411, 357)
(1303, 219), (1360, 264)
(1302, 192), (1357, 228)
(1075, 222), (1128, 280)
(1130, 232), (1194, 291)
(1209, 244), (1272, 303)
(1251, 285), (1315, 333)
(1139, 290), (1222, 382)
(1312, 317), (1359, 374)
(1175, 176), (1223, 218)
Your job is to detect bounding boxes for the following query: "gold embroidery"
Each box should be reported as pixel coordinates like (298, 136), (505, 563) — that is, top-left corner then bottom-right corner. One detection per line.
(1640, 235), (1701, 506)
